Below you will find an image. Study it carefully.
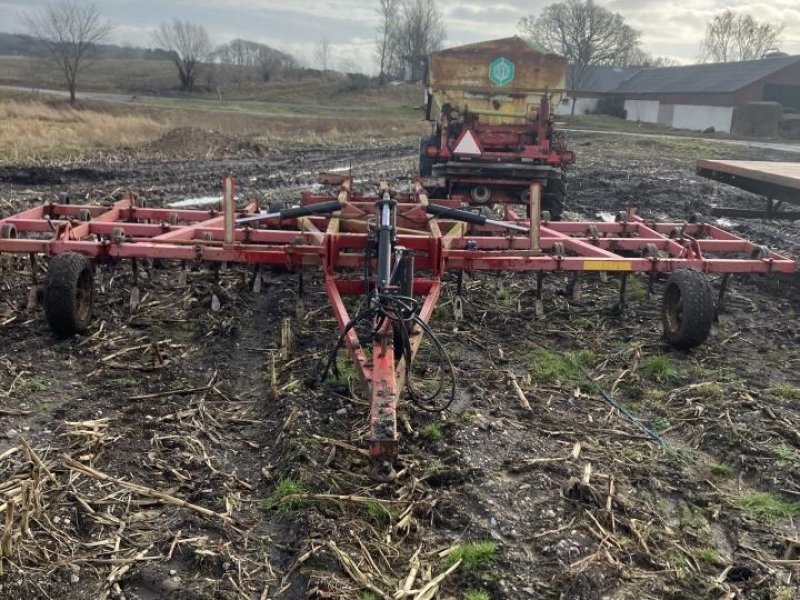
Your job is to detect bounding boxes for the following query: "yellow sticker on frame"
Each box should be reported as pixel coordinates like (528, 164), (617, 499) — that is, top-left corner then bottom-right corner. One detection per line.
(582, 261), (633, 271)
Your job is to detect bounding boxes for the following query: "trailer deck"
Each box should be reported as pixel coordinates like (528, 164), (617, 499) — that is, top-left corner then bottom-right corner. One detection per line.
(697, 159), (800, 219)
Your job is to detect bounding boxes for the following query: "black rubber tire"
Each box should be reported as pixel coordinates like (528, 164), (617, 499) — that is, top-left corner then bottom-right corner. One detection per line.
(543, 175), (566, 221)
(661, 269), (714, 349)
(44, 253), (94, 337)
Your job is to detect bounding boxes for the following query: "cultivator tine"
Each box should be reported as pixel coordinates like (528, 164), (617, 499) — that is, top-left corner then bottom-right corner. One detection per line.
(29, 253), (38, 285)
(617, 274), (629, 315)
(130, 259), (141, 312)
(177, 260), (189, 288)
(252, 266), (262, 293)
(568, 272), (583, 301)
(26, 286), (38, 311)
(453, 295), (464, 321)
(281, 318), (293, 361)
(534, 272), (545, 317)
(716, 274), (731, 320)
(453, 270), (464, 320)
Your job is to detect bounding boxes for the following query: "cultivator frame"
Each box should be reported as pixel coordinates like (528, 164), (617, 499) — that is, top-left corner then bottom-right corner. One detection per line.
(0, 177), (795, 478)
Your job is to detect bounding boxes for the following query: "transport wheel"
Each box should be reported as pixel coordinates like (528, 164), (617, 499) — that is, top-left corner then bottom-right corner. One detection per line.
(44, 253), (94, 337)
(0, 224), (17, 239)
(543, 174), (566, 221)
(661, 269), (714, 349)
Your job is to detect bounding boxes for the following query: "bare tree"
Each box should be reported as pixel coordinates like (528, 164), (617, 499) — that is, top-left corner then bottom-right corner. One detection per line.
(701, 10), (784, 63)
(621, 48), (679, 68)
(519, 0), (640, 114)
(154, 19), (212, 92)
(375, 0), (400, 83)
(22, 1), (113, 104)
(315, 36), (332, 73)
(215, 39), (297, 84)
(394, 0), (445, 72)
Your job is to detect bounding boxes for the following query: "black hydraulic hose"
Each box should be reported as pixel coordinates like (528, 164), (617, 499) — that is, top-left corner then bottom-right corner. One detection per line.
(425, 204), (488, 225)
(278, 200), (342, 220)
(316, 293), (455, 413)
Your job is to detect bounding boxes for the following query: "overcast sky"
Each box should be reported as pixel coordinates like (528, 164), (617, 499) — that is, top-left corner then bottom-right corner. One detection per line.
(2, 0), (799, 72)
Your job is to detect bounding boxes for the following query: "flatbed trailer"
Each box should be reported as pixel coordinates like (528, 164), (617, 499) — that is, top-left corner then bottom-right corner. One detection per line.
(697, 159), (800, 219)
(0, 176), (795, 479)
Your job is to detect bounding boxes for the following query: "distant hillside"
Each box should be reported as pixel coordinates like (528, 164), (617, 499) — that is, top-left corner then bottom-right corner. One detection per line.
(0, 31), (174, 61)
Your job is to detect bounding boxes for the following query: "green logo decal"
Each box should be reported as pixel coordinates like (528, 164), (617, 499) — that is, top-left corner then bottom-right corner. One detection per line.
(489, 57), (515, 86)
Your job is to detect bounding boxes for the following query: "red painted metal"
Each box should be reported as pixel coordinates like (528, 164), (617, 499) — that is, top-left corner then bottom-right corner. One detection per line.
(0, 179), (795, 472)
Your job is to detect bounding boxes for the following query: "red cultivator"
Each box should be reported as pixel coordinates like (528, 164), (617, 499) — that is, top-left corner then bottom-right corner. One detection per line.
(0, 177), (795, 478)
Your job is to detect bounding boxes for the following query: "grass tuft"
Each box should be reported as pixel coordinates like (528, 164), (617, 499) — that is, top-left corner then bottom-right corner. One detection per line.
(525, 348), (594, 385)
(421, 423), (443, 441)
(445, 541), (496, 570)
(768, 383), (800, 401)
(640, 356), (678, 382)
(736, 492), (800, 522)
(464, 591), (491, 600)
(697, 548), (721, 566)
(365, 501), (397, 525)
(264, 478), (305, 514)
(708, 462), (735, 478)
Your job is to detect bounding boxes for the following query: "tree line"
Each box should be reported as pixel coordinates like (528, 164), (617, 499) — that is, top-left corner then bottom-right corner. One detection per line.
(19, 0), (789, 106)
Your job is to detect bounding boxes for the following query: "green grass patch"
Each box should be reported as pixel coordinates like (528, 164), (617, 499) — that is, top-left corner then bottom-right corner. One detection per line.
(364, 501), (397, 525)
(359, 592), (379, 600)
(18, 375), (50, 393)
(421, 423), (443, 441)
(445, 541), (497, 570)
(525, 347), (595, 385)
(464, 591), (491, 600)
(768, 383), (800, 401)
(495, 285), (517, 309)
(775, 445), (800, 470)
(708, 462), (735, 478)
(736, 492), (800, 522)
(679, 505), (708, 530)
(640, 356), (678, 382)
(459, 411), (477, 423)
(697, 548), (721, 566)
(627, 276), (649, 301)
(329, 356), (358, 386)
(264, 478), (306, 514)
(650, 416), (672, 432)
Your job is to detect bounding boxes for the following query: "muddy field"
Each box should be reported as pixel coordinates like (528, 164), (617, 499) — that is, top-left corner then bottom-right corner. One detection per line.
(0, 130), (799, 600)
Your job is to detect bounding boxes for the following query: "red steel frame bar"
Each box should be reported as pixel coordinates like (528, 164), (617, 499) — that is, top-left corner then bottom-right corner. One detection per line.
(0, 178), (795, 470)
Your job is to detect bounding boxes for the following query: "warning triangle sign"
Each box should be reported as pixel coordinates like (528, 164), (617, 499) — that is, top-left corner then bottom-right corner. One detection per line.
(453, 130), (482, 156)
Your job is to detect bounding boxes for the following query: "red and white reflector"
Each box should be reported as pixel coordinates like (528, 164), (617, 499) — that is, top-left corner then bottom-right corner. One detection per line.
(453, 130), (482, 156)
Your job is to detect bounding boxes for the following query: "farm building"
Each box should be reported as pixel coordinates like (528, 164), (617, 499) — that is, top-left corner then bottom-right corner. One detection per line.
(554, 65), (641, 116)
(611, 55), (800, 135)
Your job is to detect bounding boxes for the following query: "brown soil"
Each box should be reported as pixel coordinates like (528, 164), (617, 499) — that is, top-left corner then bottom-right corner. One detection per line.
(0, 132), (798, 600)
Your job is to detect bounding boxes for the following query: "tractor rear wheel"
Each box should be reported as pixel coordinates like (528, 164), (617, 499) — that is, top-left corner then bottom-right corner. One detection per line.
(661, 269), (714, 349)
(543, 174), (566, 221)
(44, 253), (94, 337)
